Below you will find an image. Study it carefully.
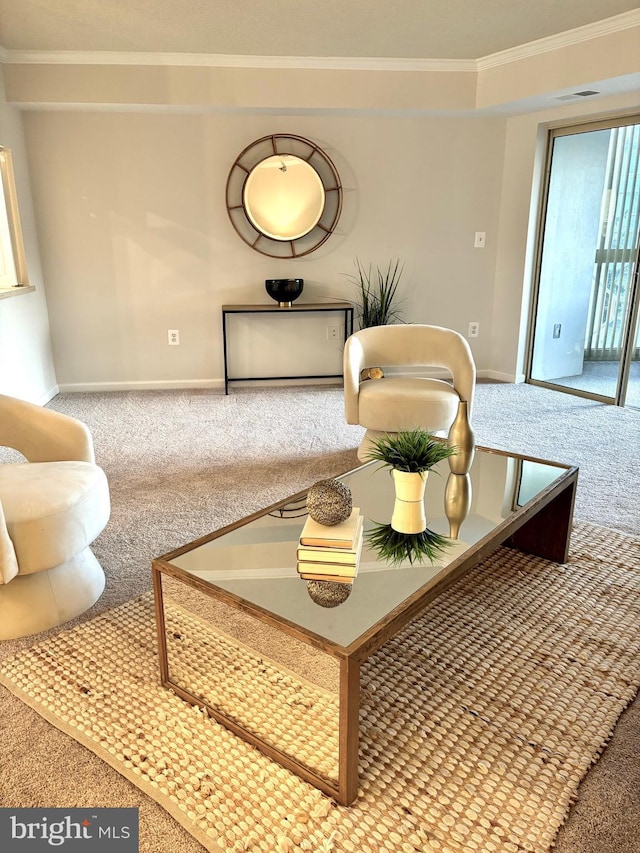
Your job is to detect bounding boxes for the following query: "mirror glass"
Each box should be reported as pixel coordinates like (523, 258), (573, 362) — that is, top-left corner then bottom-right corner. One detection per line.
(243, 155), (325, 241)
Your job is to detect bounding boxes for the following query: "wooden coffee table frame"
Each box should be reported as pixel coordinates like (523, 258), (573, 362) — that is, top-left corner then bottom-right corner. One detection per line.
(152, 447), (577, 806)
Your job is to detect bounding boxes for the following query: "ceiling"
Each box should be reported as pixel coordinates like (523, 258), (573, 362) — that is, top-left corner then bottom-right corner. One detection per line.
(0, 0), (638, 60)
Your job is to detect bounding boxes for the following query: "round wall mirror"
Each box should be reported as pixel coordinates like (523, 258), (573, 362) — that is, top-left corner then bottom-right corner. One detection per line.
(243, 155), (325, 241)
(226, 134), (343, 258)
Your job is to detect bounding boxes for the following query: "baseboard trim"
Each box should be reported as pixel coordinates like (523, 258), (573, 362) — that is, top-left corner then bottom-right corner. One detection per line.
(55, 373), (522, 393)
(479, 370), (524, 383)
(56, 379), (224, 393)
(38, 385), (60, 405)
(55, 377), (343, 393)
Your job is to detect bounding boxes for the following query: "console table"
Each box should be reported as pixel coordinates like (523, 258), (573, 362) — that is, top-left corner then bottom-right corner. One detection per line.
(221, 302), (355, 394)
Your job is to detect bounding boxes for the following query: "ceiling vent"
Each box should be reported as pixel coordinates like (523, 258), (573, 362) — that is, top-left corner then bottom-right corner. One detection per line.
(556, 90), (601, 101)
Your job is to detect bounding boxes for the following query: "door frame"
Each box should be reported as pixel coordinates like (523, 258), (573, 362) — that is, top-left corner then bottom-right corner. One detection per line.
(525, 113), (640, 407)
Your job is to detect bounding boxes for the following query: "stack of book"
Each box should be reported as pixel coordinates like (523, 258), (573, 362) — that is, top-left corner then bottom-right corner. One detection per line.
(297, 508), (364, 583)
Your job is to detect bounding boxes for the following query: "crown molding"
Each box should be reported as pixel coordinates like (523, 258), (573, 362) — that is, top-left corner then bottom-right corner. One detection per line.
(0, 9), (637, 73)
(0, 49), (475, 73)
(478, 8), (640, 71)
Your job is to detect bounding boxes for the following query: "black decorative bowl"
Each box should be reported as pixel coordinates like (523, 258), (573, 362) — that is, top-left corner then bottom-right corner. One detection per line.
(265, 278), (304, 307)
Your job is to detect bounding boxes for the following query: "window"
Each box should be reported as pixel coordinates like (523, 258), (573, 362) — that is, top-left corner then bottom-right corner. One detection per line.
(0, 146), (28, 289)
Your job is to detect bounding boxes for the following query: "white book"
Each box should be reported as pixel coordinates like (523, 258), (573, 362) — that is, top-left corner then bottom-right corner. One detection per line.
(299, 509), (363, 549)
(297, 522), (364, 565)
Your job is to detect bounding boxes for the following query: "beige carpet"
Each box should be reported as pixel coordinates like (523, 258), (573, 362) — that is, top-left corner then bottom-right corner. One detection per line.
(1, 522), (639, 853)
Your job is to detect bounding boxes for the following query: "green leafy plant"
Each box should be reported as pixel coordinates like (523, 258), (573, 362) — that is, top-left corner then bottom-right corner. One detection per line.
(366, 522), (450, 566)
(347, 258), (404, 328)
(365, 428), (457, 474)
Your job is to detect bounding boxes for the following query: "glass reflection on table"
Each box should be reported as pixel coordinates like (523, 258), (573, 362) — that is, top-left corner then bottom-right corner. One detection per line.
(170, 449), (566, 649)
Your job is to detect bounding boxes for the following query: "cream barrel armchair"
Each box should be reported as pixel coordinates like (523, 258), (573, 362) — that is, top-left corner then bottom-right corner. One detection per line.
(344, 324), (476, 460)
(0, 395), (110, 640)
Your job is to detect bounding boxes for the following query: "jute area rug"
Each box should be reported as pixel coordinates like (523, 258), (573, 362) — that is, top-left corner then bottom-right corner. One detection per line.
(1, 522), (639, 853)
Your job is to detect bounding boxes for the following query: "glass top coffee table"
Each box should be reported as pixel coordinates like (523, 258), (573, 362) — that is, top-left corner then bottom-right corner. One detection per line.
(152, 446), (577, 805)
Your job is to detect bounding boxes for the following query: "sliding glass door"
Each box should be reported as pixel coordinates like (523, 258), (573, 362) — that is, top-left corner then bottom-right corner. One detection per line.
(528, 116), (640, 407)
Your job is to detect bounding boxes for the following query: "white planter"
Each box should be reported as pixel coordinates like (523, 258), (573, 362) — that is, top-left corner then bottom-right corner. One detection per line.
(391, 470), (427, 534)
(391, 469), (428, 502)
(391, 497), (427, 534)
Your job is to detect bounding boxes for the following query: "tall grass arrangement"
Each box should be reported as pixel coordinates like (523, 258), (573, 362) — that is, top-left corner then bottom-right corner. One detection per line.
(347, 258), (404, 328)
(366, 523), (450, 566)
(365, 429), (457, 474)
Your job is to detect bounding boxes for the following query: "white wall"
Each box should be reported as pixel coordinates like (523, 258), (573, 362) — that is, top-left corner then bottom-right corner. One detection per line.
(5, 51), (639, 395)
(0, 69), (57, 403)
(3, 16), (639, 395)
(22, 110), (506, 390)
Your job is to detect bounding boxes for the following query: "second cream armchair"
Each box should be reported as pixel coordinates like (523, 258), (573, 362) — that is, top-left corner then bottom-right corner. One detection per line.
(0, 395), (111, 640)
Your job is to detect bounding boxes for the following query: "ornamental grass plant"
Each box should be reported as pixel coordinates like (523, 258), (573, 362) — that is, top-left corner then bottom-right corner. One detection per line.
(347, 258), (404, 328)
(364, 428), (457, 474)
(366, 523), (450, 566)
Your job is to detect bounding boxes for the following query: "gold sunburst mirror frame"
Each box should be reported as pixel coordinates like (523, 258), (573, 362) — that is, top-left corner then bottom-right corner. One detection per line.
(226, 134), (343, 259)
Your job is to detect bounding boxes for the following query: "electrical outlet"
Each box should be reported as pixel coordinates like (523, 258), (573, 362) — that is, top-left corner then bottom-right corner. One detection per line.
(168, 329), (180, 345)
(553, 323), (561, 339)
(474, 232), (486, 248)
(468, 321), (479, 338)
(327, 325), (341, 340)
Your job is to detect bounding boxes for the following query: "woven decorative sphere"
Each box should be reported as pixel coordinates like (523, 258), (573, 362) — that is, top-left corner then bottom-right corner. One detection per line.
(306, 479), (352, 526)
(306, 580), (352, 608)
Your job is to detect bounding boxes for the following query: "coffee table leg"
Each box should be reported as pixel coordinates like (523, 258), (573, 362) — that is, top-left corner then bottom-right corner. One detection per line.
(507, 477), (577, 563)
(339, 655), (361, 806)
(152, 567), (170, 683)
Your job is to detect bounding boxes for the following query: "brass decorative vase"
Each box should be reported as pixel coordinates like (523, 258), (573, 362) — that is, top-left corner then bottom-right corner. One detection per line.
(391, 470), (427, 534)
(448, 400), (475, 474)
(444, 473), (472, 539)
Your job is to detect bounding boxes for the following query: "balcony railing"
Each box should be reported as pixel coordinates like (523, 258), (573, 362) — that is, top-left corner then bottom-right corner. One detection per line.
(584, 125), (640, 362)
